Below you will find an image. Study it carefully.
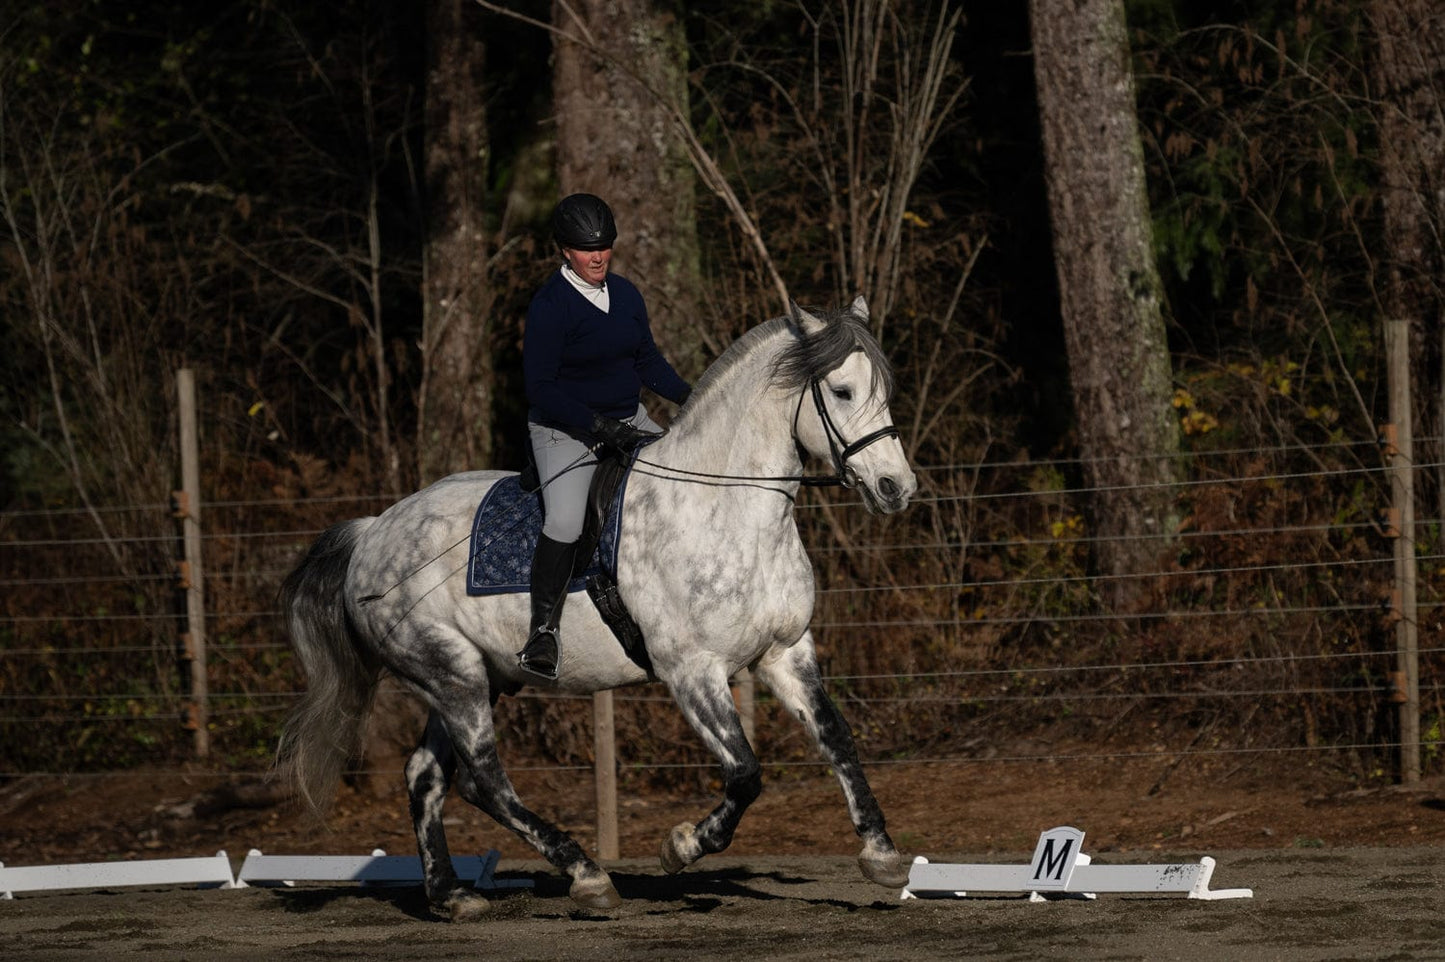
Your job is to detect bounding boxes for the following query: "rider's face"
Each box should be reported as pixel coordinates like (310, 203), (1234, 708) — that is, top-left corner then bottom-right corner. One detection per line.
(563, 246), (612, 286)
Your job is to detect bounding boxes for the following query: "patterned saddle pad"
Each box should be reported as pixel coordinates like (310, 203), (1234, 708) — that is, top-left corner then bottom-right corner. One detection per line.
(465, 472), (628, 596)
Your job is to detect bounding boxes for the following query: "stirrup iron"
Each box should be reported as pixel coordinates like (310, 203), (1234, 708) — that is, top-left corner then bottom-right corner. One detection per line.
(517, 626), (560, 680)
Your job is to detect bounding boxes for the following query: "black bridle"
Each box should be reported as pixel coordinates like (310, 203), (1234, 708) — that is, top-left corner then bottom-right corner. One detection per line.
(794, 377), (901, 488)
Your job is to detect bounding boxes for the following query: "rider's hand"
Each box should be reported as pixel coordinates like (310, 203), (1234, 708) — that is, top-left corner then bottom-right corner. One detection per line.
(590, 414), (655, 455)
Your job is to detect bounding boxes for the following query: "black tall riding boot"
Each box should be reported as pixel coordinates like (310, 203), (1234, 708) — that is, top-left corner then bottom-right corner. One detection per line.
(516, 534), (579, 680)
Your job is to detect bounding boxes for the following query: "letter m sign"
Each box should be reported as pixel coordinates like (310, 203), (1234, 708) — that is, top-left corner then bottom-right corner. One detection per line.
(1028, 826), (1086, 891)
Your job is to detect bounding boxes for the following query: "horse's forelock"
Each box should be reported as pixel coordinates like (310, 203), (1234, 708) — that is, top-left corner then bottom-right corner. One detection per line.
(772, 305), (894, 400)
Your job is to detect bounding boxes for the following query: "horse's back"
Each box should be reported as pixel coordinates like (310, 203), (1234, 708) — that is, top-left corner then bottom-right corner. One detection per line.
(430, 468), (516, 489)
(346, 469), (514, 599)
(397, 468), (514, 511)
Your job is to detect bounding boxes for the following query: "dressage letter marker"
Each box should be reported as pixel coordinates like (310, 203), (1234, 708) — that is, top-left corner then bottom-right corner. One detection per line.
(901, 826), (1252, 901)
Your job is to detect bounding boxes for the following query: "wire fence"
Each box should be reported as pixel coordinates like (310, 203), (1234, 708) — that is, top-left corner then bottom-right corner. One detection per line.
(1, 436), (1442, 786)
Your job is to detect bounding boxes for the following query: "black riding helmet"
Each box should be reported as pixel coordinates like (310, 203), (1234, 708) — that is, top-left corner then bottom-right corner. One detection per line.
(551, 193), (617, 251)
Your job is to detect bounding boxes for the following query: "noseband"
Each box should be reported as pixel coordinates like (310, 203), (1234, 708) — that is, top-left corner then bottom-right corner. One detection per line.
(794, 378), (901, 489)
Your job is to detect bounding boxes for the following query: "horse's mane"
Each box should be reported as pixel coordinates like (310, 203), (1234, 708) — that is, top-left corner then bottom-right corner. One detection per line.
(682, 305), (894, 417)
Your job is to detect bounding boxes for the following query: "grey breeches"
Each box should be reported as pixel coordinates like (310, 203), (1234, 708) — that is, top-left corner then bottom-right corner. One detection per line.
(529, 405), (660, 543)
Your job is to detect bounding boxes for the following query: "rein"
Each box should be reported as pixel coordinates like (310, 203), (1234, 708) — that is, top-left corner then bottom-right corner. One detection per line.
(630, 376), (899, 490)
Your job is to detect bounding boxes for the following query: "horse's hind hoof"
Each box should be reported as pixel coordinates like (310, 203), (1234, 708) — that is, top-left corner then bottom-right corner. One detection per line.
(437, 888), (491, 923)
(660, 821), (699, 875)
(570, 872), (621, 909)
(858, 846), (911, 889)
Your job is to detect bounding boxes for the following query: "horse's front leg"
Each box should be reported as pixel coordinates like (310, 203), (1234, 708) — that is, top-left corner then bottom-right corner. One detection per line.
(754, 632), (910, 888)
(658, 660), (761, 874)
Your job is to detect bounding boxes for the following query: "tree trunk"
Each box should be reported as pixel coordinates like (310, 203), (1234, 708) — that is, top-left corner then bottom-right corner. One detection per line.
(1028, 0), (1180, 611)
(552, 0), (705, 377)
(365, 0), (494, 792)
(417, 0), (494, 486)
(1371, 0), (1445, 527)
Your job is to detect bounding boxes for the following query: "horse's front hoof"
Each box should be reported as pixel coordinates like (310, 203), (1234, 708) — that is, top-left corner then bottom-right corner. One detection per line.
(436, 887), (491, 922)
(659, 821), (699, 875)
(858, 847), (910, 888)
(569, 871), (621, 909)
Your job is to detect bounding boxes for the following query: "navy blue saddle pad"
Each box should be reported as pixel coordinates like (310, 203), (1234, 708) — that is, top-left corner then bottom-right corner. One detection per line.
(466, 472), (630, 596)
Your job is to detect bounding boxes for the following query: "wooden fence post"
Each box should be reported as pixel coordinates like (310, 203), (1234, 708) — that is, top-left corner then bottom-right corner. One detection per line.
(176, 369), (209, 759)
(735, 670), (755, 747)
(593, 691), (618, 859)
(1385, 320), (1419, 783)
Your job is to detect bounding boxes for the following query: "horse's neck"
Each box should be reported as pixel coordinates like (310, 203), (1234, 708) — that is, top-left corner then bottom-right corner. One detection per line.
(657, 371), (799, 486)
(632, 358), (809, 543)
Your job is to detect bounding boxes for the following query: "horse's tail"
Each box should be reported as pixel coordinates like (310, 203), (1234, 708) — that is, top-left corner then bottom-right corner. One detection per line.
(276, 517), (380, 817)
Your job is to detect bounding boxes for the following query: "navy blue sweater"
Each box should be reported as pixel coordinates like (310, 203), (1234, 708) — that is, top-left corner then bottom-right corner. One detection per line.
(524, 269), (690, 434)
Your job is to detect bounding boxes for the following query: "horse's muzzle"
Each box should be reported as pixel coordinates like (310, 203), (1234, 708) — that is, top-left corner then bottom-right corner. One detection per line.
(863, 472), (916, 515)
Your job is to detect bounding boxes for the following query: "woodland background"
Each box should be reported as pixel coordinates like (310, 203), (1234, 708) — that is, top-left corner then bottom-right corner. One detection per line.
(2, 0), (1443, 791)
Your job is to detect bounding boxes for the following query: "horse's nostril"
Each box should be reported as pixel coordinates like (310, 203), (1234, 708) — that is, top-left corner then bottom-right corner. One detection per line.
(879, 476), (899, 499)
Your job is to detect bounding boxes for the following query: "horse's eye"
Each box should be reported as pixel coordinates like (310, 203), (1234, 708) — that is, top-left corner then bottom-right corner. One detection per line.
(831, 386), (853, 402)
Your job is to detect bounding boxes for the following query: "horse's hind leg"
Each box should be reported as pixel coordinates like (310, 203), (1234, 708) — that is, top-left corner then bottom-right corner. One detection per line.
(398, 636), (619, 910)
(657, 660), (762, 874)
(447, 719), (621, 909)
(755, 633), (909, 888)
(406, 712), (491, 921)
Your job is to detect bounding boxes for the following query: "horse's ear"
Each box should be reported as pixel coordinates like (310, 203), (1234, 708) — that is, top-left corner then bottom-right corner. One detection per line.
(788, 300), (826, 335)
(850, 295), (870, 320)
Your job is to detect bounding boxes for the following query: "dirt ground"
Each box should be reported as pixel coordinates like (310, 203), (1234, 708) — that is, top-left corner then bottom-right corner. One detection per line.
(1, 848), (1441, 962)
(2, 752), (1444, 959)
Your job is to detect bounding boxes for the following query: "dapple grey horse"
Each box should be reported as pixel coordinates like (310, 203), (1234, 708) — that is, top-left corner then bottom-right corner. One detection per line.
(278, 297), (918, 920)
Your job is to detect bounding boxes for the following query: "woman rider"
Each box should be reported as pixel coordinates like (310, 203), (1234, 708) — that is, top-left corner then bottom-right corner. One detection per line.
(516, 193), (692, 680)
